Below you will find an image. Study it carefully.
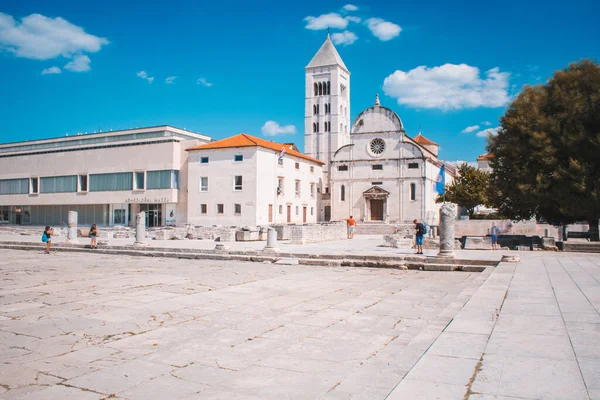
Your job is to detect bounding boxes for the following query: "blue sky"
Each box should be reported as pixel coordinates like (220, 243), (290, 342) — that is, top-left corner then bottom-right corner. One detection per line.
(0, 0), (599, 162)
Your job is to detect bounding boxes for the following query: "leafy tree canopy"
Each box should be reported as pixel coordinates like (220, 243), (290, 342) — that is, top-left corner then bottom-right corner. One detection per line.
(488, 59), (600, 240)
(437, 163), (491, 218)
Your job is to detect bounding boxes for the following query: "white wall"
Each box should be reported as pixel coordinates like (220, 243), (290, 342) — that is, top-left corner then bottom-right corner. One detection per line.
(187, 147), (322, 226)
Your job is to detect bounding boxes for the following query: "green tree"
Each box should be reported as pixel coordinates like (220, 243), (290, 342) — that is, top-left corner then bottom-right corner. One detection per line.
(437, 163), (490, 218)
(488, 59), (600, 241)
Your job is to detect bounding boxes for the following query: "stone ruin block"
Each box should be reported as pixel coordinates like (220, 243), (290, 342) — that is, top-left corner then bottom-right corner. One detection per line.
(464, 236), (492, 250)
(236, 230), (260, 241)
(383, 234), (413, 249)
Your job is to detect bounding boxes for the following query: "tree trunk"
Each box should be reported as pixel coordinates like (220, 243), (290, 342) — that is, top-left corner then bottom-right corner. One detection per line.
(468, 209), (475, 219)
(590, 217), (599, 242)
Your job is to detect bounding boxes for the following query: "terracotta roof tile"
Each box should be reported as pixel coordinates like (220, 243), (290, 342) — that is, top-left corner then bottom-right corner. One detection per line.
(187, 133), (324, 165)
(477, 153), (493, 161)
(413, 133), (438, 146)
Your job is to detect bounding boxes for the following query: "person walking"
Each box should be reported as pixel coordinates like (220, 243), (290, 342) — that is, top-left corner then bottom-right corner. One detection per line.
(491, 223), (500, 250)
(89, 224), (99, 249)
(414, 219), (425, 255)
(42, 226), (54, 254)
(346, 216), (356, 239)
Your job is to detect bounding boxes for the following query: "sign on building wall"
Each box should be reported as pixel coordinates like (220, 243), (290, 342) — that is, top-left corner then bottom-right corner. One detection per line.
(165, 204), (176, 226)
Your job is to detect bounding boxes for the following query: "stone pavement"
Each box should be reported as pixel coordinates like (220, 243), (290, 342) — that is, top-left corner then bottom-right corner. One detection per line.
(0, 234), (503, 262)
(0, 249), (599, 399)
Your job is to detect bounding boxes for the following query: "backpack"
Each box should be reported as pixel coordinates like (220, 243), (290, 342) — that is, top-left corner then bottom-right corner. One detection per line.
(41, 232), (48, 243)
(422, 223), (429, 235)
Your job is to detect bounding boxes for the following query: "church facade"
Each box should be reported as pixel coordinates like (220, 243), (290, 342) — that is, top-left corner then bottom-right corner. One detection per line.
(304, 35), (455, 225)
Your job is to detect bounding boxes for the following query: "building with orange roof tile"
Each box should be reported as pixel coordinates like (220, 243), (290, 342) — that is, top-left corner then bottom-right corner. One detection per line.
(186, 133), (323, 226)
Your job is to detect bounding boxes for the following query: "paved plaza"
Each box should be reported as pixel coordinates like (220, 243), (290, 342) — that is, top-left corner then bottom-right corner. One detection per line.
(1, 249), (599, 399)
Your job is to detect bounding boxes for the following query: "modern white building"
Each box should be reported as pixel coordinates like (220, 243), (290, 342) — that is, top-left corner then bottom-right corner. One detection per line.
(305, 35), (455, 225)
(186, 134), (323, 226)
(0, 126), (210, 227)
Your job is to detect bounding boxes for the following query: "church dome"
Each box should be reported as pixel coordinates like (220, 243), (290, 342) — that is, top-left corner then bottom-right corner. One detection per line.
(351, 94), (404, 134)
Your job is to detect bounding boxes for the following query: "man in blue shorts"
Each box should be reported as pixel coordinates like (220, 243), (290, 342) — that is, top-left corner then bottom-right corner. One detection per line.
(414, 219), (425, 254)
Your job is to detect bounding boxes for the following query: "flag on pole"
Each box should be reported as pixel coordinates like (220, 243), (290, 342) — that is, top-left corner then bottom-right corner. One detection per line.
(435, 164), (446, 195)
(277, 146), (286, 162)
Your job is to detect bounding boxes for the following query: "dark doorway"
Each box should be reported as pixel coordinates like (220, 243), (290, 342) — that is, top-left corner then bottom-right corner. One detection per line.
(370, 200), (384, 221)
(324, 206), (331, 222)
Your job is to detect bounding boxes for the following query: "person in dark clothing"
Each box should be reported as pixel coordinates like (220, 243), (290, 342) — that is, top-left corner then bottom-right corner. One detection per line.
(89, 224), (99, 249)
(413, 219), (424, 255)
(42, 226), (54, 254)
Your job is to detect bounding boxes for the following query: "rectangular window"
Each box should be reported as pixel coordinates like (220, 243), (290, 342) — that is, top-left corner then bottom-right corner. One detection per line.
(310, 183), (315, 197)
(0, 179), (29, 195)
(89, 173), (132, 192)
(114, 209), (126, 225)
(338, 165), (348, 171)
(233, 175), (243, 191)
(277, 177), (284, 195)
(372, 164), (383, 170)
(410, 183), (416, 201)
(279, 205), (283, 214)
(134, 171), (145, 190)
(278, 158), (283, 166)
(408, 162), (419, 169)
(295, 180), (301, 197)
(234, 154), (243, 162)
(200, 157), (209, 164)
(200, 177), (208, 192)
(217, 204), (224, 214)
(295, 162), (300, 170)
(311, 207), (314, 216)
(234, 203), (241, 215)
(30, 177), (39, 194)
(296, 206), (299, 216)
(371, 182), (383, 185)
(200, 204), (207, 214)
(146, 170), (178, 190)
(40, 175), (78, 193)
(78, 175), (88, 192)
(310, 166), (314, 173)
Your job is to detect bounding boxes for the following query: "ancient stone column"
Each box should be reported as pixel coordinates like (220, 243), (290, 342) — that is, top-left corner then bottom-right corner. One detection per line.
(263, 227), (279, 252)
(134, 212), (147, 247)
(437, 203), (456, 258)
(66, 211), (79, 244)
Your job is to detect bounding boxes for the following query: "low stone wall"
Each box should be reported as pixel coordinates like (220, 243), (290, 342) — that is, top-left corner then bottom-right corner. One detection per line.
(289, 222), (347, 245)
(454, 220), (560, 239)
(271, 225), (291, 240)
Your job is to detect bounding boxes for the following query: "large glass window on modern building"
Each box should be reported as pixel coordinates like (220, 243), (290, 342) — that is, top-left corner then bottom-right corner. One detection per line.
(147, 170), (179, 190)
(89, 172), (133, 191)
(40, 175), (77, 193)
(0, 178), (29, 195)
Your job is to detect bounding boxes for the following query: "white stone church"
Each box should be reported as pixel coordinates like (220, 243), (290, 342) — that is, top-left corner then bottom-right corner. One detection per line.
(304, 34), (455, 225)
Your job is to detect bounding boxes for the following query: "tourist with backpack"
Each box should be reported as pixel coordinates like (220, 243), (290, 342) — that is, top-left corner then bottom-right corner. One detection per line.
(89, 224), (99, 249)
(42, 226), (54, 254)
(413, 219), (426, 255)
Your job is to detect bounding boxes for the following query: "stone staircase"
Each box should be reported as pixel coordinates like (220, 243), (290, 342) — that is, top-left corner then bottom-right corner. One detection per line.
(355, 222), (414, 236)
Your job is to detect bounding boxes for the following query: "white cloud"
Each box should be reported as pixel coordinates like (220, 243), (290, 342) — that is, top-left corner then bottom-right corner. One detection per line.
(137, 70), (154, 83)
(382, 64), (511, 110)
(64, 54), (90, 72)
(476, 127), (501, 137)
(165, 76), (176, 84)
(343, 4), (359, 11)
(331, 31), (358, 46)
(346, 16), (361, 23)
(197, 77), (212, 87)
(0, 12), (108, 60)
(461, 125), (480, 133)
(41, 66), (61, 75)
(304, 13), (349, 30)
(261, 121), (297, 136)
(481, 121), (492, 126)
(365, 18), (401, 41)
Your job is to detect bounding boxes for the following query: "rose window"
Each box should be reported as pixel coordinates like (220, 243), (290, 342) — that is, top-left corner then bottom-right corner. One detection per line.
(370, 138), (386, 155)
